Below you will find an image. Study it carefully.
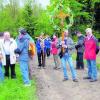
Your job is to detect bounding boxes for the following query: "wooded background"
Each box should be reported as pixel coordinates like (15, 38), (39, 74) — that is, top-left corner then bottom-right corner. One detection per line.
(0, 0), (99, 38)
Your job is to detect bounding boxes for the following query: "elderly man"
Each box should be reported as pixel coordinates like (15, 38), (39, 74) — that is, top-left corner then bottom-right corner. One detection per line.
(84, 28), (98, 82)
(2, 32), (17, 79)
(60, 30), (78, 82)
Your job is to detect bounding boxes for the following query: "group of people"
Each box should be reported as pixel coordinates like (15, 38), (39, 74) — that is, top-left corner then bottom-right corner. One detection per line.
(0, 29), (35, 86)
(36, 28), (99, 82)
(0, 27), (99, 86)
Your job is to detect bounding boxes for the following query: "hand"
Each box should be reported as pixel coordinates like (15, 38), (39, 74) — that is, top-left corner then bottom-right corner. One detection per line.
(62, 45), (67, 48)
(61, 41), (65, 45)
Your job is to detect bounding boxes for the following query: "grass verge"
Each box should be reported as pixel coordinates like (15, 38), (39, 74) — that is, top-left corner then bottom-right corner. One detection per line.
(0, 64), (38, 100)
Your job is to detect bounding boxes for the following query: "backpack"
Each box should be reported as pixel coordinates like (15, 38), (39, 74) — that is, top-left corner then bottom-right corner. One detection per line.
(95, 37), (99, 55)
(96, 43), (99, 54)
(28, 42), (36, 56)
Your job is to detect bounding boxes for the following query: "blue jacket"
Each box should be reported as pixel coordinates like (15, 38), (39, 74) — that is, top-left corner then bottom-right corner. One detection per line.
(36, 39), (46, 53)
(44, 38), (51, 49)
(17, 34), (30, 62)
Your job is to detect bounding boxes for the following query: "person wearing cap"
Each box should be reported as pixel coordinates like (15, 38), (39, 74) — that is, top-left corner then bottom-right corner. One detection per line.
(2, 32), (17, 79)
(16, 28), (35, 80)
(83, 28), (98, 82)
(16, 29), (32, 86)
(0, 32), (4, 82)
(60, 30), (78, 82)
(75, 31), (85, 70)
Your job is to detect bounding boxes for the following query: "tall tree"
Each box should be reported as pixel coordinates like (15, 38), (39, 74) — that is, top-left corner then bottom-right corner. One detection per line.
(21, 2), (35, 36)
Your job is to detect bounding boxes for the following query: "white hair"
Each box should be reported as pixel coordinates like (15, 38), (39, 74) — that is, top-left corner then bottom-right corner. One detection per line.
(85, 28), (92, 33)
(64, 30), (69, 33)
(4, 31), (10, 35)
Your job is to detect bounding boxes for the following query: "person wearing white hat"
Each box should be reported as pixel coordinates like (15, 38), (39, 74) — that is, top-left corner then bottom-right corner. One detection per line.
(84, 28), (99, 82)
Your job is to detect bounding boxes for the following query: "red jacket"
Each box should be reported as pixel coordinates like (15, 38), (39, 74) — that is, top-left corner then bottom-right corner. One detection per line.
(84, 36), (97, 60)
(51, 38), (58, 55)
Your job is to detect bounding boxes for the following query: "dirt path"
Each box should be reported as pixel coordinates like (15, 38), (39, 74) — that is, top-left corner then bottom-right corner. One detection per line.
(31, 55), (100, 100)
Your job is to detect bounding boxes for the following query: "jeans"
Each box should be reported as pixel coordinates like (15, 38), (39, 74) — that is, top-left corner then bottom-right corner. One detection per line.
(87, 60), (97, 80)
(19, 61), (30, 84)
(61, 53), (77, 80)
(0, 62), (4, 82)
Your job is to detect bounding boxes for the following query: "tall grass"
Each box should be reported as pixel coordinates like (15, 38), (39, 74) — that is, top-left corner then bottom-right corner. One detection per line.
(0, 64), (38, 100)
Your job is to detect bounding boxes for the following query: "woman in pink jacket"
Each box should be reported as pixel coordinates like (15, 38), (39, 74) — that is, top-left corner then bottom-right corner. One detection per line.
(51, 35), (60, 69)
(84, 28), (98, 82)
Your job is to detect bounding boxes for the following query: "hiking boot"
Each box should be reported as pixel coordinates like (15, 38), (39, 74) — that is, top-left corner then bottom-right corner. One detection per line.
(11, 76), (16, 79)
(83, 77), (91, 80)
(63, 78), (68, 81)
(90, 79), (97, 82)
(53, 67), (57, 70)
(56, 67), (61, 70)
(73, 79), (78, 82)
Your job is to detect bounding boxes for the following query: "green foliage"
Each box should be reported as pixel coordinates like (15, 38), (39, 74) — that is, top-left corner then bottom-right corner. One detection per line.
(20, 3), (35, 36)
(0, 64), (38, 100)
(48, 0), (92, 35)
(0, 2), (18, 36)
(34, 10), (54, 36)
(0, 0), (99, 37)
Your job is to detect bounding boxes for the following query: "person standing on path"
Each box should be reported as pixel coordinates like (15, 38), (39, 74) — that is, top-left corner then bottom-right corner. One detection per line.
(18, 28), (35, 80)
(51, 34), (60, 69)
(75, 31), (85, 70)
(16, 29), (31, 86)
(83, 28), (98, 82)
(36, 33), (46, 68)
(60, 30), (78, 82)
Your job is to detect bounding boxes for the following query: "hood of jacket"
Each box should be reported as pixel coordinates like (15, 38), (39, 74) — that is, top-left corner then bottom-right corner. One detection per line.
(18, 34), (30, 42)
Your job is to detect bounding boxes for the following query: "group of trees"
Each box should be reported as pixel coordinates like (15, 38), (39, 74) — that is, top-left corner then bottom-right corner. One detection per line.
(0, 0), (99, 38)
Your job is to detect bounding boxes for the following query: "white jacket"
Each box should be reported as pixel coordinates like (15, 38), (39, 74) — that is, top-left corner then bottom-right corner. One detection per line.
(1, 38), (17, 66)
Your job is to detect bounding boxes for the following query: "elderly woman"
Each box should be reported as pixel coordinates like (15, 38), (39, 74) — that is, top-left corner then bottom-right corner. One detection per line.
(84, 28), (98, 82)
(2, 32), (17, 79)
